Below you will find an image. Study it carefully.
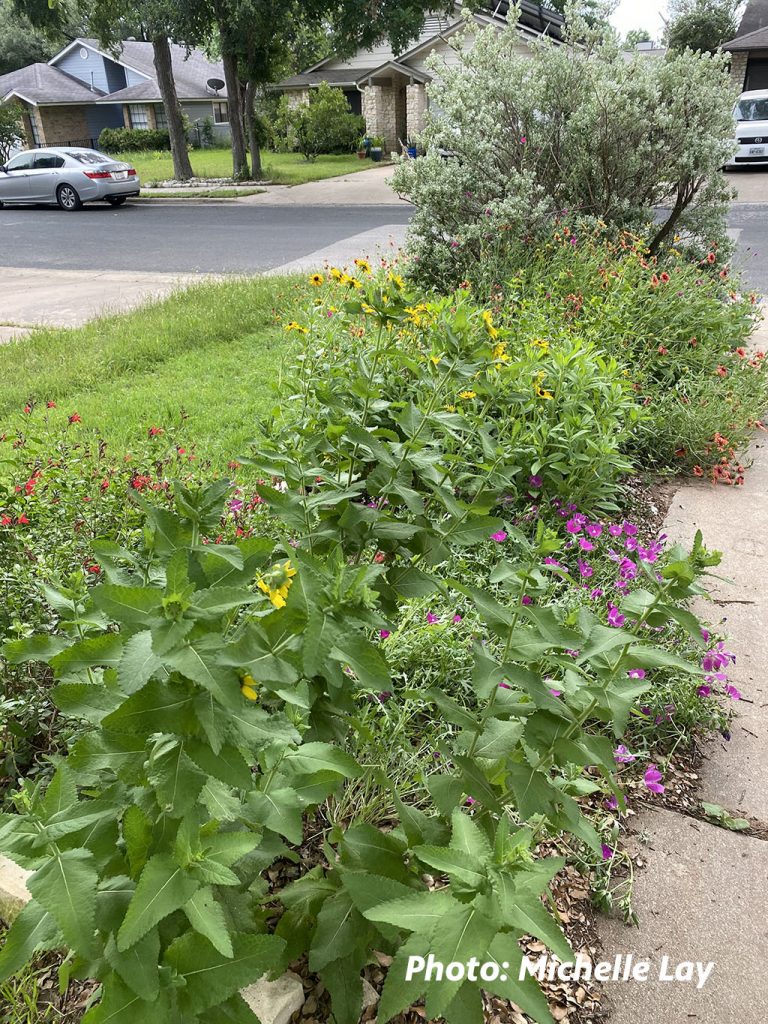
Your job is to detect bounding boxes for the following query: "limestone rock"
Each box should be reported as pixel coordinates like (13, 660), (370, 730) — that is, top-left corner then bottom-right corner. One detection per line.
(240, 971), (305, 1024)
(0, 854), (31, 924)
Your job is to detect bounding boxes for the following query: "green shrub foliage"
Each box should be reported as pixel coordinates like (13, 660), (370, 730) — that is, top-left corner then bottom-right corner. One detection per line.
(274, 82), (366, 160)
(99, 127), (173, 153)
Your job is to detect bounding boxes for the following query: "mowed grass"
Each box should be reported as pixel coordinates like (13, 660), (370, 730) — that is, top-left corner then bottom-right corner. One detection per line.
(117, 149), (373, 186)
(0, 276), (309, 464)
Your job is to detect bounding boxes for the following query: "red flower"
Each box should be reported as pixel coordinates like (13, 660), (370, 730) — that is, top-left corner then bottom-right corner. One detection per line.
(148, 426), (163, 437)
(706, 252), (716, 265)
(100, 478), (110, 491)
(23, 404), (32, 415)
(660, 272), (670, 283)
(689, 337), (697, 347)
(735, 347), (747, 358)
(17, 514), (29, 525)
(87, 564), (101, 574)
(675, 448), (687, 458)
(68, 412), (82, 424)
(719, 268), (729, 280)
(47, 401), (56, 409)
(1, 515), (11, 526)
(693, 466), (704, 477)
(715, 365), (728, 378)
(650, 274), (660, 288)
(657, 345), (669, 355)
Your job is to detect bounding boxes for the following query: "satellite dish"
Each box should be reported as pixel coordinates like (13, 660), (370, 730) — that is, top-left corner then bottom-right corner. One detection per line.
(207, 78), (225, 93)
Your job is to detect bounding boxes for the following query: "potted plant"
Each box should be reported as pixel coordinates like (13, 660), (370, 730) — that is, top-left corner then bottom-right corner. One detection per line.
(370, 135), (385, 162)
(357, 135), (369, 159)
(405, 135), (420, 158)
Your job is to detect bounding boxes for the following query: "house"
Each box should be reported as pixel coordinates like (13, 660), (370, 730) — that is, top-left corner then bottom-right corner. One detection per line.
(725, 0), (768, 91)
(0, 38), (229, 150)
(276, 1), (564, 151)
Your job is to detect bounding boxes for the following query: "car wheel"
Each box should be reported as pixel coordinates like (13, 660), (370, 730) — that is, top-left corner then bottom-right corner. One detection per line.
(106, 196), (127, 207)
(56, 184), (82, 211)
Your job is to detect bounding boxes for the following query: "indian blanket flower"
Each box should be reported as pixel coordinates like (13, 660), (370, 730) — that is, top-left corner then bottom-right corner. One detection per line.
(614, 744), (636, 764)
(607, 605), (625, 628)
(490, 530), (508, 543)
(68, 412), (82, 424)
(257, 559), (297, 609)
(643, 764), (665, 794)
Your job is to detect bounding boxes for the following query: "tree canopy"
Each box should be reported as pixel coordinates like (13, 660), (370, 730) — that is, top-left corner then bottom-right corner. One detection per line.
(665, 0), (739, 53)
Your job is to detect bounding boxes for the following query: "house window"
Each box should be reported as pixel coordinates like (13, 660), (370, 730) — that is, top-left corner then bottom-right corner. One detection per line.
(212, 101), (228, 124)
(128, 104), (149, 129)
(154, 105), (168, 128)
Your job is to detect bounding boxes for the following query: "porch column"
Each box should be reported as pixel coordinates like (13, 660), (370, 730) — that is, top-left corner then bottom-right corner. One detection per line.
(730, 51), (748, 92)
(122, 104), (131, 128)
(406, 83), (428, 138)
(362, 84), (397, 152)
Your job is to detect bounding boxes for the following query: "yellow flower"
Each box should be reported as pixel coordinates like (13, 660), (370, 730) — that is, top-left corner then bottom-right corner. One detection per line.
(240, 674), (259, 701)
(389, 272), (405, 290)
(347, 277), (363, 290)
(531, 338), (549, 352)
(492, 341), (509, 362)
(535, 385), (554, 400)
(362, 303), (376, 314)
(354, 258), (372, 274)
(430, 355), (442, 366)
(284, 322), (308, 334)
(458, 390), (476, 400)
(445, 404), (456, 412)
(310, 273), (324, 286)
(257, 559), (297, 609)
(482, 310), (499, 340)
(330, 267), (344, 281)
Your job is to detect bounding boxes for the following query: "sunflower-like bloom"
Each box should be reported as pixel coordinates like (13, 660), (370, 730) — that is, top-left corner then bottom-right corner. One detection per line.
(257, 559), (297, 609)
(354, 258), (372, 274)
(284, 322), (308, 334)
(481, 310), (499, 340)
(310, 273), (324, 286)
(240, 673), (259, 701)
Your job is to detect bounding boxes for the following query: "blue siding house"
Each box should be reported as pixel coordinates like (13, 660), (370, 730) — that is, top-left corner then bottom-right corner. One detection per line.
(0, 38), (230, 149)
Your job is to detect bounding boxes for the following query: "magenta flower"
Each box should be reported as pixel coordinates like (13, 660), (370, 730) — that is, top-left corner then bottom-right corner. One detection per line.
(643, 764), (665, 794)
(498, 681), (511, 690)
(579, 538), (595, 552)
(627, 668), (646, 679)
(608, 524), (623, 537)
(590, 587), (604, 599)
(623, 522), (638, 536)
(577, 559), (593, 579)
(529, 474), (543, 488)
(521, 595), (533, 605)
(601, 843), (614, 861)
(379, 629), (391, 639)
(725, 684), (742, 700)
(607, 605), (625, 628)
(604, 795), (619, 811)
(465, 796), (476, 806)
(614, 744), (636, 764)
(426, 612), (439, 624)
(697, 684), (712, 697)
(586, 523), (603, 539)
(452, 614), (462, 624)
(543, 557), (569, 573)
(619, 558), (638, 581)
(549, 688), (562, 697)
(566, 518), (582, 534)
(625, 537), (638, 552)
(701, 628), (710, 641)
(490, 530), (508, 543)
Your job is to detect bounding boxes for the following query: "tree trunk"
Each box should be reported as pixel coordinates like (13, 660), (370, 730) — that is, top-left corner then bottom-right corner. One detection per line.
(152, 35), (193, 181)
(220, 36), (249, 180)
(245, 80), (263, 180)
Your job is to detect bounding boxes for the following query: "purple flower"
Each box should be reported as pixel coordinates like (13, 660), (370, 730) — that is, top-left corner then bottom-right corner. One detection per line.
(579, 538), (595, 552)
(608, 524), (623, 537)
(623, 522), (638, 536)
(601, 843), (614, 861)
(586, 523), (603, 539)
(491, 530), (508, 543)
(549, 688), (562, 697)
(697, 685), (712, 697)
(379, 629), (391, 639)
(725, 684), (742, 700)
(228, 498), (244, 514)
(577, 559), (593, 579)
(604, 794), (619, 811)
(521, 595), (533, 605)
(614, 744), (635, 764)
(590, 587), (604, 599)
(643, 764), (665, 794)
(701, 628), (710, 642)
(465, 796), (476, 806)
(453, 614), (463, 624)
(529, 474), (543, 488)
(426, 612), (439, 625)
(566, 518), (582, 535)
(627, 668), (646, 679)
(607, 605), (625, 628)
(625, 537), (638, 553)
(619, 558), (638, 581)
(498, 681), (511, 690)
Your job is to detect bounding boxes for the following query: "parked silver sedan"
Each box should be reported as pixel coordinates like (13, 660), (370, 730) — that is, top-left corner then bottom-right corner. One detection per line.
(0, 147), (140, 210)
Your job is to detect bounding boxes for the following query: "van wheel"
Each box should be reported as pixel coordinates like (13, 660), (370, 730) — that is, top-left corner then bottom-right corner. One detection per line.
(57, 184), (82, 211)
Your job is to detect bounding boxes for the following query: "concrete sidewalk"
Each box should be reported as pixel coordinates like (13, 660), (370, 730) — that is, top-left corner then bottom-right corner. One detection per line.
(599, 315), (768, 1022)
(241, 163), (406, 207)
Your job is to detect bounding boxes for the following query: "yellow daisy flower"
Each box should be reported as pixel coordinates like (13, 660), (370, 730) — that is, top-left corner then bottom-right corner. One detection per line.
(330, 267), (344, 281)
(354, 258), (372, 274)
(531, 338), (549, 351)
(284, 322), (308, 334)
(257, 559), (297, 609)
(492, 341), (509, 362)
(458, 390), (477, 400)
(430, 355), (442, 366)
(389, 272), (405, 290)
(310, 273), (324, 286)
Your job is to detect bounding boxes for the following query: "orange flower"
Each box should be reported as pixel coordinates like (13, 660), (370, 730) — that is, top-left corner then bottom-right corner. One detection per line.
(660, 272), (670, 283)
(693, 466), (704, 477)
(650, 274), (660, 288)
(715, 366), (728, 377)
(735, 347), (747, 358)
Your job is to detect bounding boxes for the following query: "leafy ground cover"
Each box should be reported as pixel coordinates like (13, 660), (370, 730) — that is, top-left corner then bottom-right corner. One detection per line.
(0, 253), (762, 1024)
(118, 149), (375, 186)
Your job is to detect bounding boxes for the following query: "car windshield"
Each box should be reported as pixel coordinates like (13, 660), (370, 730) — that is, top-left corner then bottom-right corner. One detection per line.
(69, 152), (111, 165)
(735, 98), (768, 121)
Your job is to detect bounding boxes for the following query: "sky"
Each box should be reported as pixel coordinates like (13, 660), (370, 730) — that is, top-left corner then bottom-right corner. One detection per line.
(609, 0), (668, 41)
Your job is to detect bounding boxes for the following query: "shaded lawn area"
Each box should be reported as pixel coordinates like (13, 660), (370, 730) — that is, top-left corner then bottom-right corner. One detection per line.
(117, 149), (374, 186)
(0, 276), (308, 466)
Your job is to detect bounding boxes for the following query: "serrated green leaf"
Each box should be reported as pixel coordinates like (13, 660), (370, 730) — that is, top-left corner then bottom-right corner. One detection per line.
(186, 740), (253, 790)
(27, 849), (98, 956)
(117, 853), (199, 951)
(50, 635), (123, 675)
(247, 789), (304, 844)
(102, 679), (197, 736)
(105, 928), (160, 1001)
(0, 901), (60, 984)
(92, 585), (164, 626)
(363, 889), (458, 932)
(283, 742), (362, 779)
(323, 957), (364, 1024)
(118, 631), (163, 694)
(303, 611), (343, 678)
(184, 886), (234, 958)
(309, 891), (364, 971)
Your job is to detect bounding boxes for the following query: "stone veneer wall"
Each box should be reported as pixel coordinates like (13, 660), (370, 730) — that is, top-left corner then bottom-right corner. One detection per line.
(406, 83), (428, 138)
(362, 84), (398, 151)
(730, 52), (748, 92)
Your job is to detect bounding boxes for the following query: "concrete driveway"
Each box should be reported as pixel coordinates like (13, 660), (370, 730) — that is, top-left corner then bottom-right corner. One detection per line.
(725, 168), (768, 203)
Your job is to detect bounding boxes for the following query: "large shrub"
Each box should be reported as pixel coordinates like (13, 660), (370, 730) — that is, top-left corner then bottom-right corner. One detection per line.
(0, 102), (24, 163)
(392, 7), (738, 292)
(99, 126), (172, 153)
(274, 82), (365, 159)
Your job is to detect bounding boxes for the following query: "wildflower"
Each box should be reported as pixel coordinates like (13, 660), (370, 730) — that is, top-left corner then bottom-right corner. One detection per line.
(354, 258), (372, 274)
(430, 355), (442, 366)
(579, 538), (595, 552)
(607, 605), (625, 628)
(627, 668), (646, 679)
(240, 674), (259, 701)
(660, 272), (670, 283)
(529, 474), (543, 488)
(148, 426), (163, 437)
(706, 252), (716, 265)
(426, 612), (440, 624)
(68, 412), (82, 424)
(604, 795), (619, 811)
(697, 685), (712, 697)
(566, 518), (582, 535)
(601, 844), (614, 861)
(482, 309), (499, 339)
(389, 272), (405, 290)
(643, 764), (665, 794)
(465, 797), (476, 807)
(725, 684), (742, 701)
(257, 559), (297, 609)
(309, 273), (324, 286)
(590, 587), (604, 599)
(1, 515), (11, 526)
(458, 390), (477, 400)
(650, 274), (660, 288)
(87, 564), (101, 574)
(586, 523), (603, 539)
(735, 347), (748, 359)
(23, 404), (31, 414)
(693, 465), (704, 477)
(284, 322), (308, 334)
(379, 629), (391, 639)
(16, 514), (29, 525)
(658, 345), (669, 355)
(330, 267), (344, 281)
(47, 401), (56, 409)
(492, 341), (509, 362)
(614, 744), (636, 764)
(577, 559), (593, 578)
(623, 522), (638, 536)
(608, 524), (623, 537)
(490, 530), (508, 543)
(521, 595), (532, 606)
(453, 614), (462, 623)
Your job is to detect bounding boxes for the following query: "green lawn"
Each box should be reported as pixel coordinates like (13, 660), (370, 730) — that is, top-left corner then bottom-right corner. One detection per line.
(1, 276), (308, 465)
(116, 149), (374, 186)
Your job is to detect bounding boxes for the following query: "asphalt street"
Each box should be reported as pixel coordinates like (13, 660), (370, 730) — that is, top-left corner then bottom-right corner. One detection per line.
(0, 202), (413, 274)
(728, 204), (768, 295)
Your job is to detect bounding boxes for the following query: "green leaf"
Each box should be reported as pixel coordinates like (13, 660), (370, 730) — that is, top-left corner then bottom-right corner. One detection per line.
(118, 631), (163, 694)
(105, 928), (160, 1002)
(468, 718), (523, 760)
(52, 681), (122, 724)
(248, 789), (304, 844)
(340, 824), (408, 881)
(363, 889), (459, 932)
(283, 742), (362, 779)
(184, 886), (234, 958)
(0, 901), (60, 984)
(40, 765), (78, 819)
(102, 680), (197, 736)
(386, 566), (439, 598)
(50, 635), (123, 675)
(117, 853), (199, 951)
(81, 974), (172, 1024)
(423, 901), (497, 1018)
(323, 957), (364, 1024)
(229, 708), (300, 752)
(191, 587), (265, 617)
(309, 891), (364, 971)
(3, 634), (71, 665)
(339, 871), (414, 916)
(332, 635), (391, 690)
(147, 739), (207, 816)
(412, 846), (485, 887)
(27, 849), (98, 956)
(186, 740), (253, 790)
(164, 640), (241, 708)
(303, 611), (343, 678)
(92, 585), (164, 626)
(483, 934), (554, 1024)
(165, 932), (285, 1014)
(377, 934), (430, 1022)
(123, 805), (152, 879)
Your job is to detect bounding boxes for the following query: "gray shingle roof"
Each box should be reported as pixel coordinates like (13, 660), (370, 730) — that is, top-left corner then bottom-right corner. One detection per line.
(736, 0), (768, 37)
(82, 38), (227, 100)
(724, 25), (768, 49)
(0, 63), (105, 104)
(277, 68), (378, 89)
